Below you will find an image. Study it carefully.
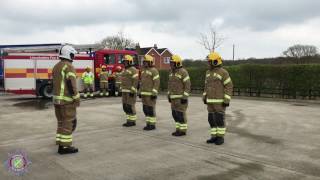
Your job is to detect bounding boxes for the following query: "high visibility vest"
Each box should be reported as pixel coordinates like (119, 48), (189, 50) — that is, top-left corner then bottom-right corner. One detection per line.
(82, 72), (94, 84)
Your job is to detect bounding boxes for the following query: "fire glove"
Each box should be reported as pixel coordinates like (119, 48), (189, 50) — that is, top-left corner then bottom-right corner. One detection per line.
(138, 94), (142, 98)
(129, 93), (135, 97)
(223, 103), (229, 107)
(151, 95), (157, 100)
(167, 95), (171, 103)
(181, 98), (188, 104)
(72, 118), (77, 132)
(203, 99), (207, 104)
(202, 96), (207, 104)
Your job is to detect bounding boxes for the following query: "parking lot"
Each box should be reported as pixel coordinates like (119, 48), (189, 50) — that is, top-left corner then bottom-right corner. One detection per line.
(0, 94), (320, 180)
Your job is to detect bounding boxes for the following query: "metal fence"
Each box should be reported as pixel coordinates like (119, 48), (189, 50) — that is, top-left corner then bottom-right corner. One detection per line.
(190, 87), (320, 100)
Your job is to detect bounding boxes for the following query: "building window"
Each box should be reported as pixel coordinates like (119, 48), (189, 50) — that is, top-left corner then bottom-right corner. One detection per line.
(104, 54), (116, 64)
(118, 54), (124, 64)
(163, 57), (170, 64)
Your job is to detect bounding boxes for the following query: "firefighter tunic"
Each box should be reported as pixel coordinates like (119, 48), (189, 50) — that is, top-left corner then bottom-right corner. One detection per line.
(99, 71), (109, 96)
(113, 71), (123, 95)
(203, 66), (233, 137)
(140, 67), (160, 125)
(168, 67), (191, 132)
(53, 60), (80, 146)
(121, 66), (139, 122)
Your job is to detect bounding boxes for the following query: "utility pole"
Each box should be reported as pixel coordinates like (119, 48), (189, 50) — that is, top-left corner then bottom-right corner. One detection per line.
(232, 44), (235, 61)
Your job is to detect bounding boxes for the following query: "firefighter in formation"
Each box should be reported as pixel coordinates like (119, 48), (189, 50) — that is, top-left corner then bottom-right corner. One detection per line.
(139, 55), (160, 130)
(203, 52), (233, 145)
(121, 55), (139, 127)
(52, 45), (80, 154)
(82, 66), (94, 98)
(52, 50), (232, 155)
(99, 65), (109, 97)
(113, 66), (123, 96)
(168, 55), (191, 136)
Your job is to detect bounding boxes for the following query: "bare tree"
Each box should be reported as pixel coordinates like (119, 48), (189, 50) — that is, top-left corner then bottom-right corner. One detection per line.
(99, 30), (136, 50)
(198, 25), (226, 53)
(283, 44), (318, 58)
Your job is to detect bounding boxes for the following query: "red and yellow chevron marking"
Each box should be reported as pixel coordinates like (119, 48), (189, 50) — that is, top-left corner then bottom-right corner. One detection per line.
(5, 68), (86, 79)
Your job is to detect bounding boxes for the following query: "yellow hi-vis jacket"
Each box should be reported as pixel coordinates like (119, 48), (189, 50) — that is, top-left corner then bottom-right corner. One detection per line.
(82, 71), (94, 84)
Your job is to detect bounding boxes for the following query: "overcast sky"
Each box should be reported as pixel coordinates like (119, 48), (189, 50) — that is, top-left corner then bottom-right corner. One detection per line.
(0, 0), (319, 60)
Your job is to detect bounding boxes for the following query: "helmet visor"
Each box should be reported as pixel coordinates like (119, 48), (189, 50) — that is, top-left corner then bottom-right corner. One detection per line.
(70, 53), (75, 60)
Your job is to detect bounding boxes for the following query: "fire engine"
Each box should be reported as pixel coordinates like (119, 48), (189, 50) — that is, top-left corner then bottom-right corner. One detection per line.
(0, 44), (138, 98)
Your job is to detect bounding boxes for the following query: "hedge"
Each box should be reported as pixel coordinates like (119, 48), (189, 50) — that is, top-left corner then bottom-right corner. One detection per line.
(159, 64), (320, 98)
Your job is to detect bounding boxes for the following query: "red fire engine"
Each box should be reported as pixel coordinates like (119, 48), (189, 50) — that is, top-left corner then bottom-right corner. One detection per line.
(0, 44), (139, 98)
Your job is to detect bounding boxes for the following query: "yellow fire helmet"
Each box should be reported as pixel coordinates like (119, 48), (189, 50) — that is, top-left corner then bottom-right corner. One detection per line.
(86, 66), (91, 71)
(207, 52), (222, 66)
(124, 55), (134, 65)
(124, 55), (133, 61)
(170, 54), (182, 67)
(144, 55), (154, 63)
(101, 65), (107, 69)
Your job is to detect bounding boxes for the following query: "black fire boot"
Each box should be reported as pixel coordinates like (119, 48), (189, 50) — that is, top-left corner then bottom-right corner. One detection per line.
(122, 121), (136, 127)
(143, 124), (151, 130)
(175, 131), (186, 136)
(206, 137), (217, 144)
(58, 146), (78, 155)
(148, 124), (156, 131)
(171, 129), (180, 136)
(214, 137), (224, 145)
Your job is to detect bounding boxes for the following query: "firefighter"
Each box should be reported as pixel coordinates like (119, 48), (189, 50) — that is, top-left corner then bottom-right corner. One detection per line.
(99, 65), (109, 97)
(82, 66), (94, 98)
(168, 55), (191, 136)
(121, 55), (139, 127)
(139, 55), (160, 130)
(53, 45), (80, 154)
(203, 52), (233, 145)
(113, 66), (123, 96)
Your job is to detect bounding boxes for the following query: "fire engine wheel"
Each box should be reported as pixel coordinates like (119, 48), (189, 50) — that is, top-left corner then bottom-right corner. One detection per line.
(40, 84), (53, 99)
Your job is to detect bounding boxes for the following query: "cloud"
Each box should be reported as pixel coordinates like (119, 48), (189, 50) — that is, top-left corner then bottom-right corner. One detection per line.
(0, 0), (319, 59)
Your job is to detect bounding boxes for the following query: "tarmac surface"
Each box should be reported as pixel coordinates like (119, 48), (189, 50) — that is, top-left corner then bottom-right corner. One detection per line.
(0, 94), (320, 180)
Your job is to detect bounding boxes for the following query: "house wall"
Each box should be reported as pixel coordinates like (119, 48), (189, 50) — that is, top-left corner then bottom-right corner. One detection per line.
(146, 49), (161, 69)
(160, 50), (172, 70)
(137, 47), (173, 70)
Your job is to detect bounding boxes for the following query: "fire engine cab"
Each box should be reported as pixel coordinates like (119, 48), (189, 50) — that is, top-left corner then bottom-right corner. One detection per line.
(0, 44), (138, 98)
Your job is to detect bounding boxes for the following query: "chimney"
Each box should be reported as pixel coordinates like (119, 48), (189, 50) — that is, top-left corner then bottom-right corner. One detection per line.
(135, 43), (141, 54)
(154, 44), (158, 49)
